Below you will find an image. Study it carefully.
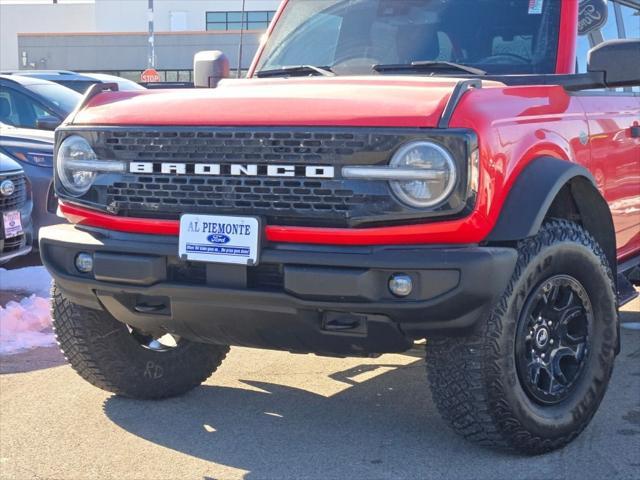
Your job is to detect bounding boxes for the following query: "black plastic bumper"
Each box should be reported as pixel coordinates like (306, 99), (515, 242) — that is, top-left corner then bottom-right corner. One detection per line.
(40, 224), (517, 356)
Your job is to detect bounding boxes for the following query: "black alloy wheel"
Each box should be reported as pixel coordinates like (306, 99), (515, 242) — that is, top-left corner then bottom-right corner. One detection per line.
(515, 275), (592, 405)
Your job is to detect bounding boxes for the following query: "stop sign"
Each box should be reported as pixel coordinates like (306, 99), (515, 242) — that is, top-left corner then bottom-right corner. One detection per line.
(140, 68), (161, 83)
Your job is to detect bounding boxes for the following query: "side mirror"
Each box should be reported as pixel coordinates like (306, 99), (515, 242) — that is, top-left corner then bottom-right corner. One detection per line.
(193, 50), (230, 88)
(588, 39), (640, 88)
(36, 115), (61, 131)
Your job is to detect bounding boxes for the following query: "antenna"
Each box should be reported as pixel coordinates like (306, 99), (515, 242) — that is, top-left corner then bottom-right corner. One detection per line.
(237, 0), (246, 78)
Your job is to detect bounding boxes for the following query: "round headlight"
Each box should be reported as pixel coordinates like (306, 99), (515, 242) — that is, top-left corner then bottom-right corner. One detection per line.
(56, 135), (97, 196)
(389, 141), (457, 208)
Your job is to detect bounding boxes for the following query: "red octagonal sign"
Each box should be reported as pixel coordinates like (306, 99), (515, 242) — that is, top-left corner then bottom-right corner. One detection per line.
(140, 68), (161, 83)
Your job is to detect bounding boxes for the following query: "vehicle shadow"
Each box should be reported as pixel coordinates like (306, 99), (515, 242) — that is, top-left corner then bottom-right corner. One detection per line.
(102, 356), (499, 479)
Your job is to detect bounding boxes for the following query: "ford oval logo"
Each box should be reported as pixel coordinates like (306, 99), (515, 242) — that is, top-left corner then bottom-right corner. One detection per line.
(207, 234), (231, 244)
(0, 179), (15, 197)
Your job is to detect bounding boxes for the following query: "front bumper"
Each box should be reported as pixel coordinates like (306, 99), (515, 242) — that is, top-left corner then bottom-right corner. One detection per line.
(40, 224), (517, 356)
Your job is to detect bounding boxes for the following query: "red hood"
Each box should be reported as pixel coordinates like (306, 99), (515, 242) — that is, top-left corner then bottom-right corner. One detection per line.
(72, 76), (496, 128)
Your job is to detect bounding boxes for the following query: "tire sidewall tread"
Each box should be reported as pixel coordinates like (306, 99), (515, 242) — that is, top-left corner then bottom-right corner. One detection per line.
(426, 220), (618, 454)
(51, 284), (229, 400)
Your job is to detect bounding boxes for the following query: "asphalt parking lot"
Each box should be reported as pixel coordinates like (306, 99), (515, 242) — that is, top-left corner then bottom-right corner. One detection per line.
(0, 296), (639, 480)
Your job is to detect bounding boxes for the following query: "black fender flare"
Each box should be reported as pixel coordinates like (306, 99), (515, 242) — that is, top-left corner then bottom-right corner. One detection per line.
(486, 157), (617, 276)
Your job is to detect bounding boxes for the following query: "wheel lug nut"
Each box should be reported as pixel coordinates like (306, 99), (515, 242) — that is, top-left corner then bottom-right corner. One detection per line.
(550, 339), (554, 345)
(541, 353), (546, 359)
(547, 321), (553, 326)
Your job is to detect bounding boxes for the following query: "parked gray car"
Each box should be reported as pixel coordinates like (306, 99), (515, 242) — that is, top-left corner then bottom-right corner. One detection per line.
(0, 123), (59, 245)
(0, 151), (32, 265)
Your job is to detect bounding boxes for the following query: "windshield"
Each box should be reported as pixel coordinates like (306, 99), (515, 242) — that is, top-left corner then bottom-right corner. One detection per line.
(26, 83), (82, 115)
(257, 0), (562, 75)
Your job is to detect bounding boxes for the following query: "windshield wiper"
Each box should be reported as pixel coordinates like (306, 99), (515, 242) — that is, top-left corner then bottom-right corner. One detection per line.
(256, 65), (335, 78)
(373, 61), (486, 76)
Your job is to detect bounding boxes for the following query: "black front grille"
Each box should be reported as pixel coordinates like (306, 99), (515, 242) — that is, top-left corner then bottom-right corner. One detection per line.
(63, 127), (475, 228)
(1, 234), (25, 253)
(100, 129), (382, 164)
(106, 176), (370, 224)
(0, 173), (27, 212)
(88, 127), (405, 227)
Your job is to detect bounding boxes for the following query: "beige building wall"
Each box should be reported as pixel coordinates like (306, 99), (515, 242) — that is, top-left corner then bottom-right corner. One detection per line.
(94, 0), (282, 32)
(1, 0), (281, 71)
(0, 1), (96, 70)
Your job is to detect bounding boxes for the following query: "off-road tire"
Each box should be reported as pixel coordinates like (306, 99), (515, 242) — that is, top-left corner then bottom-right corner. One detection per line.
(51, 283), (229, 399)
(426, 220), (617, 454)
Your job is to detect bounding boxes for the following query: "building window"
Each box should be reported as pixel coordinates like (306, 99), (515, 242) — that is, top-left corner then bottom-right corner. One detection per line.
(206, 11), (275, 31)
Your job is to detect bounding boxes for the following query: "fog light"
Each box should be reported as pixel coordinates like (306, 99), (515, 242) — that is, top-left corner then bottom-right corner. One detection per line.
(75, 252), (93, 273)
(389, 274), (413, 297)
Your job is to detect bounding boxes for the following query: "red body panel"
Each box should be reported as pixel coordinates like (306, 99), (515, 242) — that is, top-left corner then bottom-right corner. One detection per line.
(60, 202), (179, 236)
(74, 77), (468, 128)
(556, 0), (579, 74)
(576, 95), (640, 261)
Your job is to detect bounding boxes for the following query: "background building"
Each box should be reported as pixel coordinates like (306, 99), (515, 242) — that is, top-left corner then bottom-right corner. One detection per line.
(1, 0), (282, 81)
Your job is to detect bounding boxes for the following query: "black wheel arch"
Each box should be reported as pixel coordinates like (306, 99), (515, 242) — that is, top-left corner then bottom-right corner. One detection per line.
(486, 156), (617, 279)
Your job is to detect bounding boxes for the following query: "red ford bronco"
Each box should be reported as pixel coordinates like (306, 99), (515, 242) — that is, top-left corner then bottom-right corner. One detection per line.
(41, 0), (639, 453)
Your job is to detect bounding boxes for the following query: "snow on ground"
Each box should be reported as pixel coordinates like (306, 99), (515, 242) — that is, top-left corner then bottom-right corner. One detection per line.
(0, 295), (54, 354)
(1, 267), (55, 354)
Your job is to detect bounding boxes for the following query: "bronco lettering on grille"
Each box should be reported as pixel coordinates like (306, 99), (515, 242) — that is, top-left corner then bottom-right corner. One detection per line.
(129, 162), (335, 178)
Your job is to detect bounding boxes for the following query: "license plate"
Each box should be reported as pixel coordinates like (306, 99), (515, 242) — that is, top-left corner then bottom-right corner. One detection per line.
(2, 211), (22, 239)
(178, 214), (260, 266)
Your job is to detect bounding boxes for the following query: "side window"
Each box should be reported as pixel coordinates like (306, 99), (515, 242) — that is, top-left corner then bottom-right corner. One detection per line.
(598, 0), (621, 41)
(577, 0), (640, 93)
(576, 0), (614, 74)
(0, 88), (23, 126)
(0, 90), (13, 125)
(619, 3), (640, 38)
(0, 87), (57, 129)
(576, 35), (591, 75)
